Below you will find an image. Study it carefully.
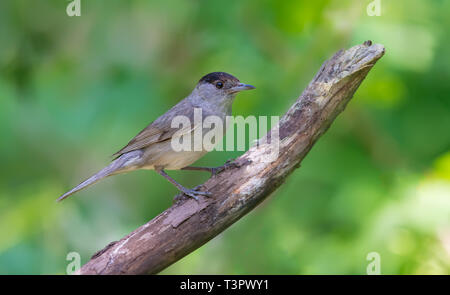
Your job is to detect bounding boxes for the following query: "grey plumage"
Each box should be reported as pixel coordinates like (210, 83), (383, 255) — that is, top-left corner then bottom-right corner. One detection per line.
(58, 72), (255, 201)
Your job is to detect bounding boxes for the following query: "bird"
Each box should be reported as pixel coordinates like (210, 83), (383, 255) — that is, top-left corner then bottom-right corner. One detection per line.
(57, 72), (255, 201)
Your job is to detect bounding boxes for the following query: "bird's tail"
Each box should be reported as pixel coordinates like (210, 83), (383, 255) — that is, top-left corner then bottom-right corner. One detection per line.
(57, 151), (142, 202)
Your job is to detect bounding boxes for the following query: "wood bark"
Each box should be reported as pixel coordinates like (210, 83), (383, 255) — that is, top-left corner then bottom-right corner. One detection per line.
(78, 41), (385, 275)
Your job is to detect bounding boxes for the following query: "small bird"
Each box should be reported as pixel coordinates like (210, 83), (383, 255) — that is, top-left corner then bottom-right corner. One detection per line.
(57, 72), (255, 201)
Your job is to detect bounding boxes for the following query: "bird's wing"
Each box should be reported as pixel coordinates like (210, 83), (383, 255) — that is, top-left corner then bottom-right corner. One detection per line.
(112, 104), (199, 157)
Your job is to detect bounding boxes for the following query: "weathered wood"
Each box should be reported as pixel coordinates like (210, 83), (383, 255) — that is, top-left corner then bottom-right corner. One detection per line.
(78, 41), (385, 275)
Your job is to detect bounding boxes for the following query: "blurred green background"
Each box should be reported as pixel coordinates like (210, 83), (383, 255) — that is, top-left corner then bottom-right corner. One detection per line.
(0, 0), (449, 274)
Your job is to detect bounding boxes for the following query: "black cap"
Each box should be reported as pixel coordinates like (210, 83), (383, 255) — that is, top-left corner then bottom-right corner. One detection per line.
(199, 72), (240, 84)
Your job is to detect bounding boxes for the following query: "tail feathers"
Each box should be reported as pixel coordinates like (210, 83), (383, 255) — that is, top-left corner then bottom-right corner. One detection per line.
(57, 165), (113, 202)
(57, 151), (142, 202)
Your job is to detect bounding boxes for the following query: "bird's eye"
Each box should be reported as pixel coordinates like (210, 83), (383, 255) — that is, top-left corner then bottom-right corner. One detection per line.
(215, 82), (223, 89)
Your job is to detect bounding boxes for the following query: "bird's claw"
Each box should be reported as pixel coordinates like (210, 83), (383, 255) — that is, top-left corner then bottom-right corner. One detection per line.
(173, 186), (211, 203)
(183, 188), (211, 200)
(211, 159), (238, 176)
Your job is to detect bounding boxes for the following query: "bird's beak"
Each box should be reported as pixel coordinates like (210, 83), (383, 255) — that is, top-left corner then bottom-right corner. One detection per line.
(229, 83), (256, 93)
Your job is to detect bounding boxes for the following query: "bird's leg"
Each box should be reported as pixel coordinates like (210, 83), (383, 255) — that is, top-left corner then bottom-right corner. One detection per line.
(182, 159), (238, 177)
(181, 166), (216, 175)
(156, 169), (211, 201)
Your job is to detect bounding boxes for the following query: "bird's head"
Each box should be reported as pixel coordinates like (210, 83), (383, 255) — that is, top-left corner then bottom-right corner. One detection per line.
(194, 72), (255, 106)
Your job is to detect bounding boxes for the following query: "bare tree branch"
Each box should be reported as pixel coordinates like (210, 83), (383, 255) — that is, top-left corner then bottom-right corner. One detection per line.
(78, 41), (385, 275)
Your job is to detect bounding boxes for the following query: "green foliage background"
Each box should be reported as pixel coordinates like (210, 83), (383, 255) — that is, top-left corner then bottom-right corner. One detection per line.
(0, 0), (449, 274)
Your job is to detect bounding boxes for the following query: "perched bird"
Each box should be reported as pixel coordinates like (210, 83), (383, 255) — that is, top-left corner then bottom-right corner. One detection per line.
(57, 72), (255, 201)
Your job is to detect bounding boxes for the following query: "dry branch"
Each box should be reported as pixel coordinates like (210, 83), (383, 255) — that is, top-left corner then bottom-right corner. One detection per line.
(78, 41), (385, 275)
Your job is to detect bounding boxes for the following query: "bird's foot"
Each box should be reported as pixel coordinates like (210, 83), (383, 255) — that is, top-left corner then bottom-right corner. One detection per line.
(210, 159), (239, 176)
(183, 188), (211, 200)
(173, 185), (211, 203)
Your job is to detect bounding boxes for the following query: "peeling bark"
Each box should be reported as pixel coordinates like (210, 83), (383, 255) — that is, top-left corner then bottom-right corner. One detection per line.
(78, 41), (385, 275)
